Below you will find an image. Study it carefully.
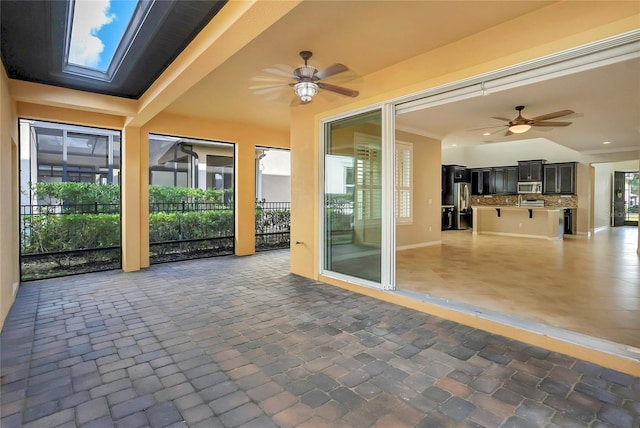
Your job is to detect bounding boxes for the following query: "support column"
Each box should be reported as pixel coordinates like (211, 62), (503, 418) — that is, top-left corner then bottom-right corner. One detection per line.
(122, 126), (143, 271)
(235, 142), (256, 256)
(139, 131), (150, 268)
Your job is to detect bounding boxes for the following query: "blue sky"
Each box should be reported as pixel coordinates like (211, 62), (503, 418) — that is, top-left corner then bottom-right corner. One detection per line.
(68, 0), (138, 71)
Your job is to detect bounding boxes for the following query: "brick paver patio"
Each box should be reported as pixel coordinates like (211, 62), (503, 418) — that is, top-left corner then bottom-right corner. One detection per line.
(1, 250), (638, 427)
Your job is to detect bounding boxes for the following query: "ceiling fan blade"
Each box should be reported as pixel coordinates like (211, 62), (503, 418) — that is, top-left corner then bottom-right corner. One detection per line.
(505, 129), (513, 136)
(318, 82), (359, 97)
(532, 121), (572, 127)
(487, 127), (508, 135)
(531, 109), (574, 121)
(466, 124), (506, 132)
(263, 67), (295, 78)
(491, 117), (511, 122)
(250, 84), (291, 95)
(250, 75), (291, 83)
(316, 63), (348, 80)
(273, 63), (294, 73)
(249, 83), (291, 90)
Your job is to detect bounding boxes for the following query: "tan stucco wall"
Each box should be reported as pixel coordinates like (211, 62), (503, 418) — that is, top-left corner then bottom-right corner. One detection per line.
(288, 3), (640, 372)
(0, 66), (19, 331)
(142, 113), (290, 260)
(17, 102), (126, 129)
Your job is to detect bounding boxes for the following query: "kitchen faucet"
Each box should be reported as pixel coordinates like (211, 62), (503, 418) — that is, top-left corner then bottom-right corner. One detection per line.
(517, 194), (522, 207)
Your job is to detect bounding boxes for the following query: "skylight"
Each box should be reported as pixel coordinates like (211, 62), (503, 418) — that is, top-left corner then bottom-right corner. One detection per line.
(65, 0), (150, 80)
(68, 0), (137, 71)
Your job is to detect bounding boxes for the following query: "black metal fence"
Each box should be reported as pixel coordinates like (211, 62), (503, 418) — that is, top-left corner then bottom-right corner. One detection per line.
(19, 199), (292, 279)
(20, 203), (122, 281)
(255, 201), (290, 251)
(148, 201), (234, 264)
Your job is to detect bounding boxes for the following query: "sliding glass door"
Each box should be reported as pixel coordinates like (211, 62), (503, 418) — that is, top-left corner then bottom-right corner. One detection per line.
(323, 110), (384, 284)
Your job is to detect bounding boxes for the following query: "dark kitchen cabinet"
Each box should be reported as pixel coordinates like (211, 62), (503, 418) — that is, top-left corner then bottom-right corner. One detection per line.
(454, 166), (470, 183)
(485, 166), (518, 195)
(493, 167), (505, 194)
(518, 160), (545, 181)
(441, 206), (454, 230)
(444, 165), (469, 183)
(471, 168), (492, 195)
(443, 165), (470, 204)
(441, 166), (447, 204)
(543, 162), (576, 194)
(505, 166), (518, 194)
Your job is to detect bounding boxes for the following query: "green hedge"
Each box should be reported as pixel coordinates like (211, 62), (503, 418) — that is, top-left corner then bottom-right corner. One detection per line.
(32, 182), (120, 205)
(149, 210), (234, 243)
(22, 213), (121, 254)
(30, 182), (234, 205)
(255, 208), (290, 233)
(149, 185), (233, 204)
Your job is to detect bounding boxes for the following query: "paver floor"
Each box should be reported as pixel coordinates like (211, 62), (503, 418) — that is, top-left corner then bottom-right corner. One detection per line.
(1, 250), (638, 427)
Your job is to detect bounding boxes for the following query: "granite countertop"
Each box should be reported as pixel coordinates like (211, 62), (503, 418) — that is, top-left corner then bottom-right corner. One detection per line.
(471, 205), (570, 210)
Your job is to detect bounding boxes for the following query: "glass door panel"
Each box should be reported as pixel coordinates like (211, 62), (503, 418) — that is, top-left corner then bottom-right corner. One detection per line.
(324, 110), (382, 283)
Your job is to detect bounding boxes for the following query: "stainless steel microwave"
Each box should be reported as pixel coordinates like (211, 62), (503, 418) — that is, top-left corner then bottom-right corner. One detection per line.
(517, 181), (542, 194)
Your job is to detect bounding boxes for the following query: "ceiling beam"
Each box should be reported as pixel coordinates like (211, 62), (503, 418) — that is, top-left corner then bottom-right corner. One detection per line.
(127, 0), (302, 128)
(9, 80), (138, 117)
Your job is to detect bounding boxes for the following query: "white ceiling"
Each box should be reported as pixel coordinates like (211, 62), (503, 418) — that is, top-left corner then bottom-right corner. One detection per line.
(396, 57), (640, 156)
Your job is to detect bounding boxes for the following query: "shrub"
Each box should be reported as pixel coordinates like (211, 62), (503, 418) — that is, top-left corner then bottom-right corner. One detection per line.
(148, 185), (232, 204)
(32, 182), (120, 205)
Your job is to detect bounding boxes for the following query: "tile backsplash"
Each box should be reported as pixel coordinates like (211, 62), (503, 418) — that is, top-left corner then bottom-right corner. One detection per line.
(471, 194), (578, 208)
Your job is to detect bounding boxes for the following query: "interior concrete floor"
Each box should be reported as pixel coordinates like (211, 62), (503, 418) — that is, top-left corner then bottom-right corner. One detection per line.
(396, 226), (640, 349)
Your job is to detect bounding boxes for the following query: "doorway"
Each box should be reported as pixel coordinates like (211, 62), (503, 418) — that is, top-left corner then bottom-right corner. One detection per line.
(255, 147), (291, 251)
(613, 171), (639, 227)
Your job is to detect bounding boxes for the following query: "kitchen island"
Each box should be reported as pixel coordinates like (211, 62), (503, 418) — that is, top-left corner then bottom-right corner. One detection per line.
(472, 205), (565, 240)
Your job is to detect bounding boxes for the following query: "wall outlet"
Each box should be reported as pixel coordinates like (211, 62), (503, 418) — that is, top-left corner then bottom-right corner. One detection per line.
(429, 226), (432, 232)
(428, 199), (432, 205)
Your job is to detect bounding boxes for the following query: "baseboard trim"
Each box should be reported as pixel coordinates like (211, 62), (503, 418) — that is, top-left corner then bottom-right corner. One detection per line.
(477, 231), (561, 241)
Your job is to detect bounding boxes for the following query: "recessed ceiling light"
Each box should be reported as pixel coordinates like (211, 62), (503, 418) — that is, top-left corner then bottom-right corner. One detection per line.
(602, 141), (612, 145)
(483, 132), (491, 136)
(452, 144), (457, 147)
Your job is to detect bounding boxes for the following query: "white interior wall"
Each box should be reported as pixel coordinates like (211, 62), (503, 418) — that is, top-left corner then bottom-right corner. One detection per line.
(441, 138), (580, 167)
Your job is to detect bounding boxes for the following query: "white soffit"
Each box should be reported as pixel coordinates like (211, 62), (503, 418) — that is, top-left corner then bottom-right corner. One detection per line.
(396, 29), (640, 115)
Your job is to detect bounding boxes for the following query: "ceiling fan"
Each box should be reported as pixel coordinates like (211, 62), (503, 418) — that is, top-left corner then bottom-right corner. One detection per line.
(250, 51), (359, 104)
(483, 105), (575, 136)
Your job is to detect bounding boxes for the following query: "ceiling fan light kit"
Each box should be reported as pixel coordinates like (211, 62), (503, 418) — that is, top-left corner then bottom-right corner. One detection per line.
(294, 81), (319, 103)
(508, 123), (531, 134)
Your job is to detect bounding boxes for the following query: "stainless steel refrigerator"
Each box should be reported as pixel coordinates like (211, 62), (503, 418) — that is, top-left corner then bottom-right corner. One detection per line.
(453, 182), (471, 229)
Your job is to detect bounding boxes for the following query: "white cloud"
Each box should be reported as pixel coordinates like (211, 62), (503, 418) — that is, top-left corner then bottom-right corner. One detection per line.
(68, 0), (114, 68)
